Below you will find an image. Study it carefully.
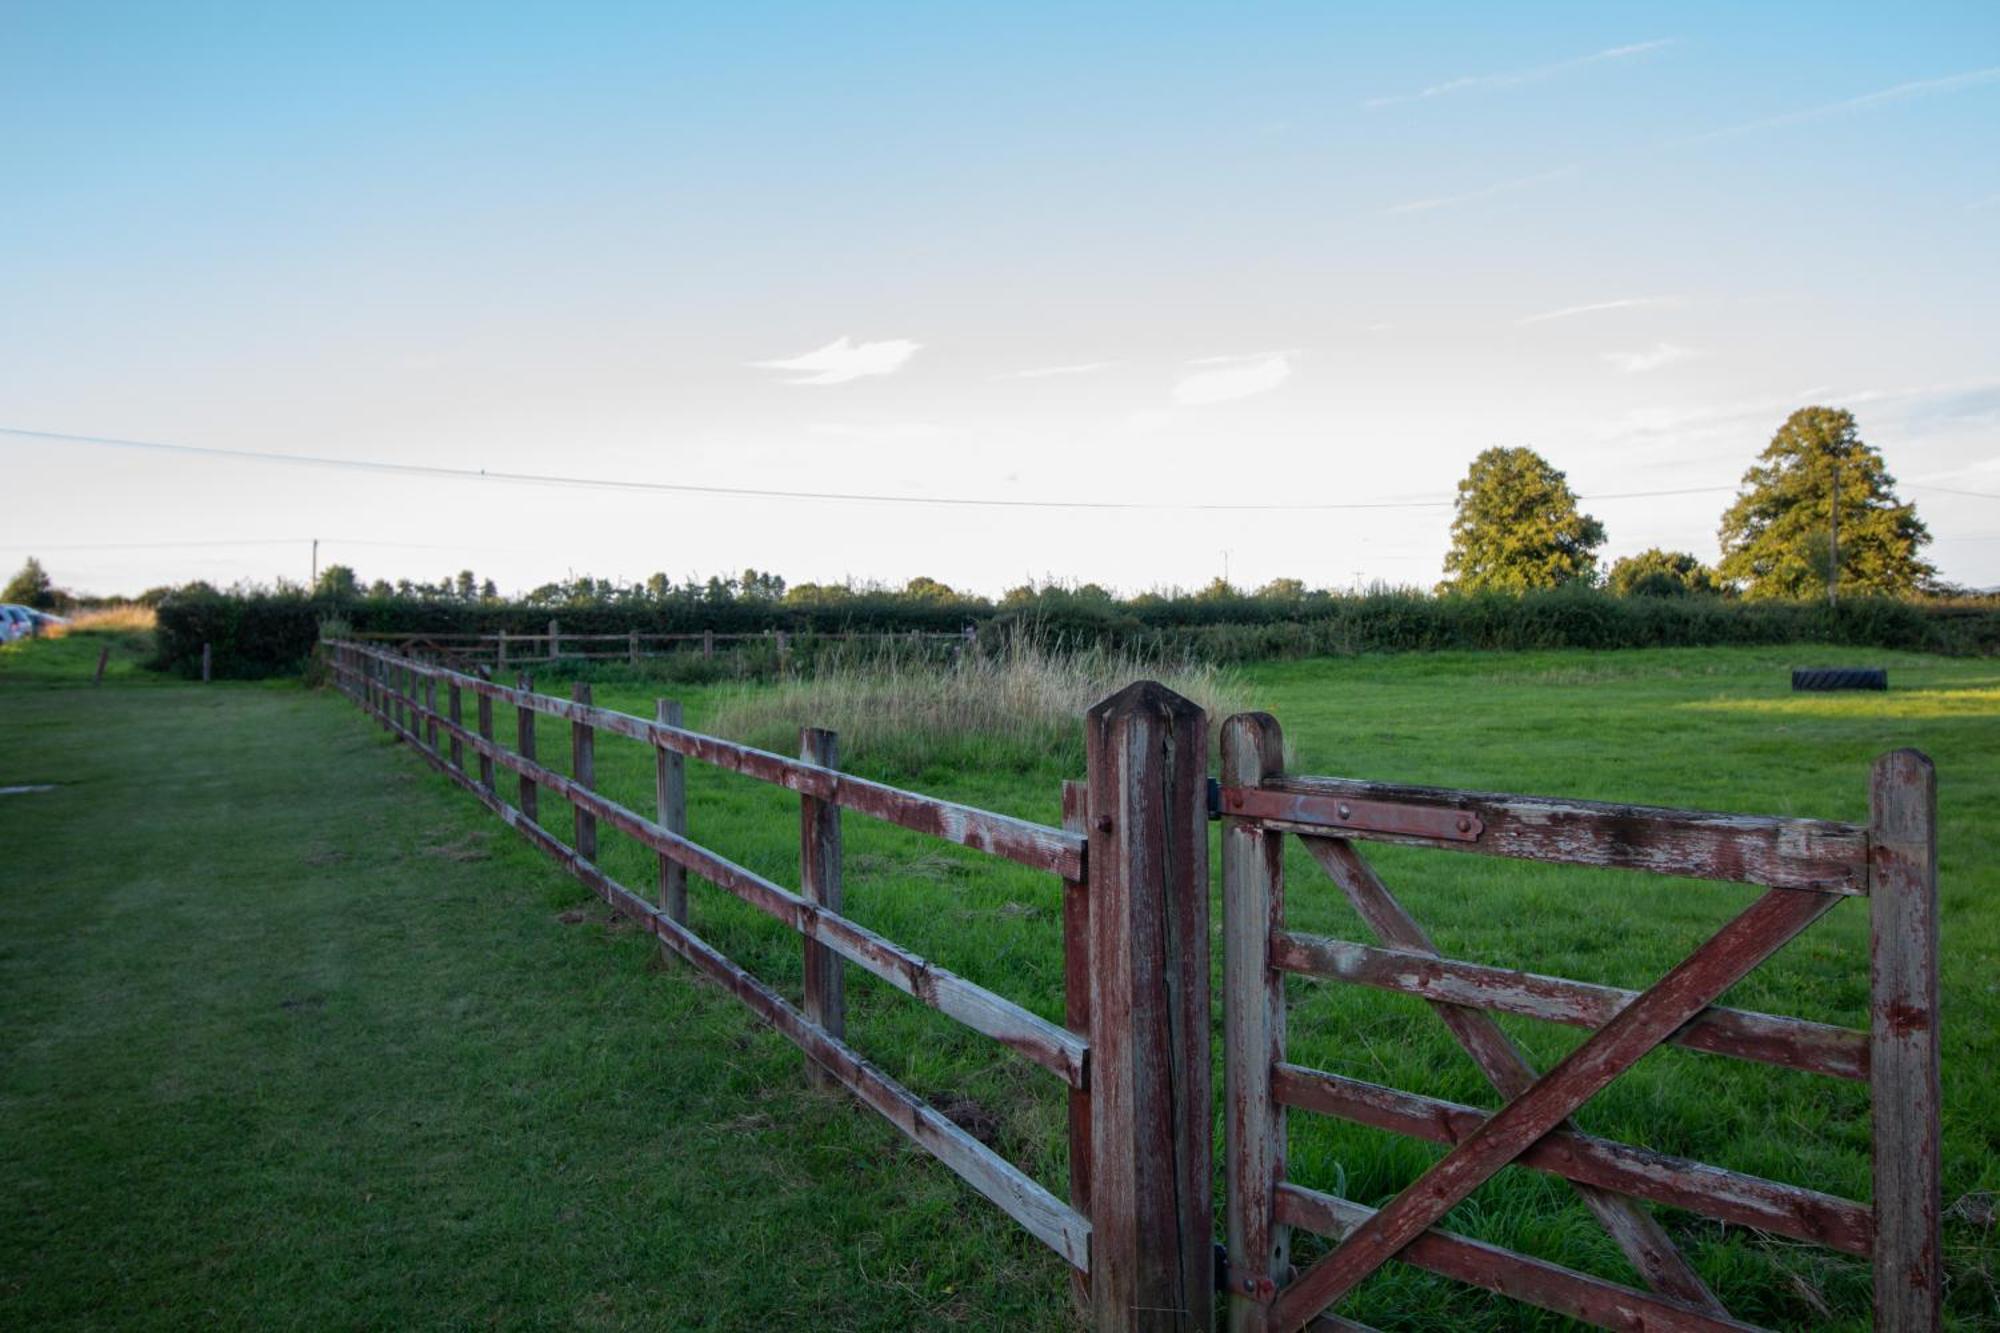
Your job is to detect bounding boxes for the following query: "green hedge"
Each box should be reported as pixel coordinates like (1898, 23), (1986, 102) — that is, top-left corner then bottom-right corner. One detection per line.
(153, 586), (2000, 680)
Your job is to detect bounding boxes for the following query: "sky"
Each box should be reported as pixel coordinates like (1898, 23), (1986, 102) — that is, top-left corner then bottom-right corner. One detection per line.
(3, 1), (1997, 597)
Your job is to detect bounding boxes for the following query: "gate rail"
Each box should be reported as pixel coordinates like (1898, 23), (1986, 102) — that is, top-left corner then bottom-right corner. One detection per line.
(1219, 711), (1939, 1333)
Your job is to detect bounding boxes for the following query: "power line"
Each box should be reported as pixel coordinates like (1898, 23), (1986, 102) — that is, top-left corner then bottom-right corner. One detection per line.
(1, 425), (1749, 512)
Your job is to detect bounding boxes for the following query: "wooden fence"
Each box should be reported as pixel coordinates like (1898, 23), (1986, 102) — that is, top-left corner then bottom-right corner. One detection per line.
(1217, 712), (1940, 1333)
(346, 623), (973, 670)
(324, 644), (1941, 1331)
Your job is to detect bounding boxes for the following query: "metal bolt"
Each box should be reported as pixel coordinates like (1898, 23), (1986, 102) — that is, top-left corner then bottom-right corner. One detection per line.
(1337, 803), (1352, 819)
(1456, 815), (1472, 834)
(1094, 815), (1113, 833)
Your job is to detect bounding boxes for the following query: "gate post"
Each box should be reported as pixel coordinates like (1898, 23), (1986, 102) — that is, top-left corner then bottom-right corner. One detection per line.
(1869, 749), (1940, 1331)
(1084, 681), (1212, 1332)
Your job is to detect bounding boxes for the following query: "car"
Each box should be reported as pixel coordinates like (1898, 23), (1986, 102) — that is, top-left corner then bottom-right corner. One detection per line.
(0, 605), (35, 643)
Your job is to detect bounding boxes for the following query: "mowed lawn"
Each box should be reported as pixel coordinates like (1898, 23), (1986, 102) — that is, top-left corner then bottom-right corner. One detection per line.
(3, 634), (1996, 1328)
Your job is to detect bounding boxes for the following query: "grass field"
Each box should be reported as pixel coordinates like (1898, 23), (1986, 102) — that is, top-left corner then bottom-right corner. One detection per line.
(3, 631), (1995, 1329)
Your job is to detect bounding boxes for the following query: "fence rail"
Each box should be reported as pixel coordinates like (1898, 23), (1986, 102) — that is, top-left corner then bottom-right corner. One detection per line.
(347, 624), (974, 668)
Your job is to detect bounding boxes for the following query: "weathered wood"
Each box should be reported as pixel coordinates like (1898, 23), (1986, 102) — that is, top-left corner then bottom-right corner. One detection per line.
(1223, 713), (1290, 1332)
(655, 699), (688, 928)
(547, 617), (559, 659)
(1869, 750), (1941, 1331)
(628, 628), (639, 666)
(516, 673), (540, 824)
(93, 643), (110, 685)
(800, 726), (844, 1089)
(1084, 681), (1212, 1332)
(330, 663), (1090, 1272)
(497, 630), (508, 669)
(1269, 885), (1839, 1331)
(1275, 1185), (1760, 1333)
(571, 682), (596, 861)
(1272, 1063), (1872, 1254)
(1302, 837), (1722, 1312)
(1061, 778), (1093, 1308)
(1242, 774), (1868, 893)
(702, 629), (714, 659)
(201, 642), (211, 682)
(447, 680), (463, 772)
(1270, 929), (1866, 1080)
(423, 671), (439, 750)
(475, 687), (495, 791)
(347, 644), (1081, 877)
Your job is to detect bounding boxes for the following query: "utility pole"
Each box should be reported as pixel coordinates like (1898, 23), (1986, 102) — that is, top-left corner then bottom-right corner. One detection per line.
(1827, 464), (1839, 608)
(1221, 549), (1232, 587)
(311, 537), (319, 590)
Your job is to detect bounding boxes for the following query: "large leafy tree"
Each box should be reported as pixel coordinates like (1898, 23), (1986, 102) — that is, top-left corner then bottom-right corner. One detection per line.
(1607, 548), (1723, 597)
(1439, 447), (1605, 593)
(3, 557), (58, 610)
(1718, 407), (1933, 599)
(313, 563), (360, 598)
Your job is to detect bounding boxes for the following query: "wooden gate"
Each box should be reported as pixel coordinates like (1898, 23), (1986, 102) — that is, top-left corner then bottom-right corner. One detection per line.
(1217, 711), (1940, 1333)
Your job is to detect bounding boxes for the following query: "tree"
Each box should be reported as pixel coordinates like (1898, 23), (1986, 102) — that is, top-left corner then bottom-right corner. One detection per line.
(314, 563), (360, 598)
(1439, 447), (1604, 593)
(1606, 549), (1723, 597)
(454, 570), (477, 601)
(3, 557), (58, 610)
(902, 576), (957, 602)
(480, 578), (498, 601)
(1718, 407), (1934, 600)
(1255, 577), (1309, 601)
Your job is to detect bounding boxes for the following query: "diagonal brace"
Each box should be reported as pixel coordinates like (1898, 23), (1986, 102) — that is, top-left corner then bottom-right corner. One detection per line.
(1270, 883), (1840, 1333)
(1301, 836), (1724, 1313)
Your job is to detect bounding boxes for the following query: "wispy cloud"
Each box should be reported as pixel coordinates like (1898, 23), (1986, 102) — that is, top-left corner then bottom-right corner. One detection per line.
(1171, 352), (1294, 406)
(752, 336), (920, 386)
(998, 360), (1121, 380)
(1384, 165), (1577, 215)
(1686, 65), (2000, 142)
(1365, 39), (1673, 109)
(1602, 342), (1696, 374)
(1518, 296), (1678, 325)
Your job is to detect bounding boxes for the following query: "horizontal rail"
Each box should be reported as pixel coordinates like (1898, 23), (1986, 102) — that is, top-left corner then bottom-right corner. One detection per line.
(331, 665), (1091, 1269)
(1271, 1064), (1871, 1254)
(1274, 1183), (1762, 1333)
(1271, 929), (1865, 1080)
(336, 659), (1086, 1087)
(1241, 777), (1868, 893)
(336, 642), (1084, 879)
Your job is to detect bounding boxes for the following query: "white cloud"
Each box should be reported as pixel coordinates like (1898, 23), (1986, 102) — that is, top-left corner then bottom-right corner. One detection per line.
(999, 360), (1121, 380)
(1686, 65), (2000, 142)
(752, 336), (920, 386)
(1385, 166), (1577, 215)
(1171, 352), (1293, 406)
(1602, 343), (1696, 374)
(1518, 296), (1678, 325)
(1365, 39), (1674, 109)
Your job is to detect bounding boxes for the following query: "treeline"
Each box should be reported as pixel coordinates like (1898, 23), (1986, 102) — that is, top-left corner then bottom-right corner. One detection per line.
(152, 579), (2000, 679)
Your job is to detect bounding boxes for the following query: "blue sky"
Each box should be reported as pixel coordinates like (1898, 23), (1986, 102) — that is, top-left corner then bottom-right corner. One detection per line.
(3, 2), (1997, 594)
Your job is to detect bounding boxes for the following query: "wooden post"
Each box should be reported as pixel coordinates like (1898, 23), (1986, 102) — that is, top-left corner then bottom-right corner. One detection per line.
(447, 679), (464, 773)
(516, 673), (539, 826)
(629, 628), (640, 666)
(1061, 778), (1093, 1311)
(201, 642), (212, 682)
(775, 630), (789, 670)
(423, 668), (439, 751)
(475, 681), (495, 791)
(547, 618), (559, 660)
(655, 700), (688, 929)
(1870, 749), (1941, 1331)
(497, 630), (509, 670)
(1083, 681), (1213, 1333)
(800, 726), (844, 1087)
(93, 643), (110, 685)
(571, 682), (596, 861)
(1222, 713), (1288, 1333)
(702, 629), (715, 659)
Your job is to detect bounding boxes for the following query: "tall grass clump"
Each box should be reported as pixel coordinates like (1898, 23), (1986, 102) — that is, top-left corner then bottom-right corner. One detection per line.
(46, 605), (157, 637)
(705, 636), (1243, 777)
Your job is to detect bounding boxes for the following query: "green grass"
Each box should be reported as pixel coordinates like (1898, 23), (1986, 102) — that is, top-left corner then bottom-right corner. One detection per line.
(3, 640), (1996, 1328)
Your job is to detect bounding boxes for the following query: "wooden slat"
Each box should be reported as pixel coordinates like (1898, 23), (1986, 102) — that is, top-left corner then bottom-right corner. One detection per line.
(1271, 1064), (1872, 1254)
(1250, 774), (1868, 893)
(1222, 712), (1291, 1333)
(1060, 779), (1093, 1304)
(337, 644), (1083, 878)
(1868, 750), (1942, 1330)
(333, 667), (1090, 1270)
(800, 726), (844, 1089)
(571, 682), (596, 861)
(515, 673), (539, 825)
(1269, 886), (1839, 1331)
(1301, 836), (1723, 1312)
(655, 699), (687, 927)
(1275, 1184), (1763, 1333)
(346, 671), (1088, 1088)
(1271, 930), (1865, 1081)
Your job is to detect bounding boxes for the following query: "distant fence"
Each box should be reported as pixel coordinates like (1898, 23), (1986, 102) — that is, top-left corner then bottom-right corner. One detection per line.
(325, 641), (1942, 1331)
(346, 623), (974, 670)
